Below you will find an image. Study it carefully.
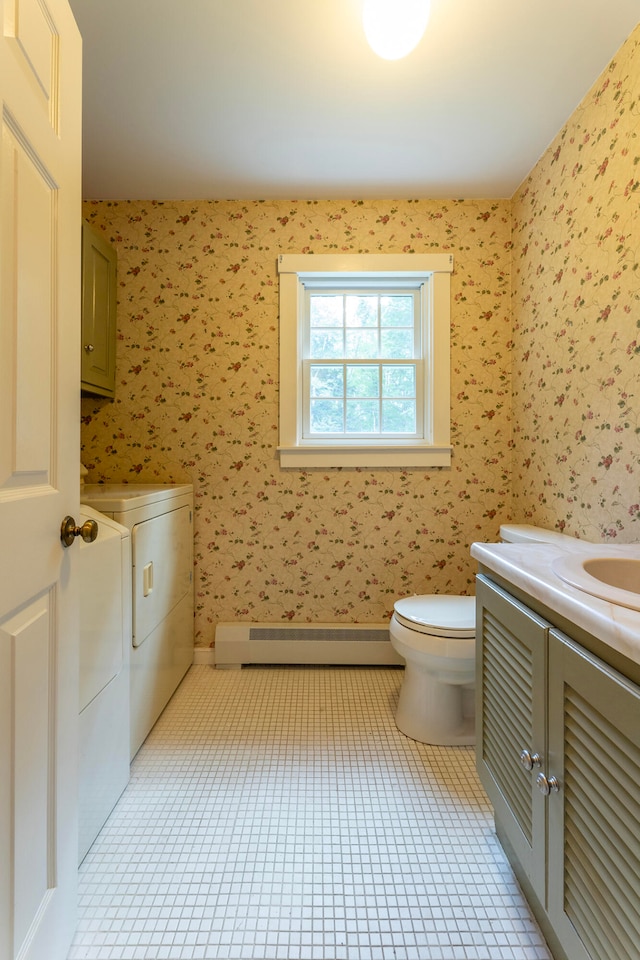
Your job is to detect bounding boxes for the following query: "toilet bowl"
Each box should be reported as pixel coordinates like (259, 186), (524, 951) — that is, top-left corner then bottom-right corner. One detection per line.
(390, 595), (476, 745)
(390, 523), (576, 745)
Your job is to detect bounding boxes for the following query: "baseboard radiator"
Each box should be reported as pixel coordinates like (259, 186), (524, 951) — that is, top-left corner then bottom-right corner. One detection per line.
(214, 622), (404, 668)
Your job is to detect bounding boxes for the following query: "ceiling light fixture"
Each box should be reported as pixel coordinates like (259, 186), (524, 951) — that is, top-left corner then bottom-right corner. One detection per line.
(363, 0), (431, 60)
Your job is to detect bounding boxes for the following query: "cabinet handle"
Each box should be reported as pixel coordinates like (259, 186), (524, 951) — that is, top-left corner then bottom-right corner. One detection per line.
(536, 772), (560, 795)
(519, 749), (542, 771)
(84, 343), (95, 353)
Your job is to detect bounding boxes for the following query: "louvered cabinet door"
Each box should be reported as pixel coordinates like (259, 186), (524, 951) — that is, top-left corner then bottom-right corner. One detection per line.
(476, 576), (549, 898)
(548, 629), (640, 960)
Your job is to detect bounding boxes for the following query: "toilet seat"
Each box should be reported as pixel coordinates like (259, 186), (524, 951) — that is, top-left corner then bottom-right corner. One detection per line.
(393, 595), (475, 637)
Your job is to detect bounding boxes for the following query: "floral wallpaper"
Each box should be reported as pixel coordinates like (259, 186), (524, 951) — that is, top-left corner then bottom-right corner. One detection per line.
(511, 24), (640, 542)
(80, 199), (512, 644)
(81, 23), (640, 646)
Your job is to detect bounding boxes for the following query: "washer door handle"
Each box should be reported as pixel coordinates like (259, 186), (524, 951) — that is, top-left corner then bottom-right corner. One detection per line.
(143, 561), (154, 596)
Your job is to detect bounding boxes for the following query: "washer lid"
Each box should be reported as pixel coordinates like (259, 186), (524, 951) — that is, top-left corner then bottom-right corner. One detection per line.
(82, 483), (193, 512)
(79, 504), (129, 539)
(393, 595), (475, 637)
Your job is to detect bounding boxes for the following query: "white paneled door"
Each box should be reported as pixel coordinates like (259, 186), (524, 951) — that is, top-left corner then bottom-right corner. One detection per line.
(0, 1), (81, 959)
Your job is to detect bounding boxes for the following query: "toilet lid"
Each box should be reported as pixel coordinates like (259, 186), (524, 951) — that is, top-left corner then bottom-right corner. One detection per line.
(393, 595), (476, 637)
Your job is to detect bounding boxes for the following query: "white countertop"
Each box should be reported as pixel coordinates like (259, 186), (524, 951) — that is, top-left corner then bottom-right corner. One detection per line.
(471, 538), (640, 665)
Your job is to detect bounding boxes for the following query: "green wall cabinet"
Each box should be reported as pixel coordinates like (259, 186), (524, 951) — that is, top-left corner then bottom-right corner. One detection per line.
(476, 574), (640, 960)
(81, 221), (117, 398)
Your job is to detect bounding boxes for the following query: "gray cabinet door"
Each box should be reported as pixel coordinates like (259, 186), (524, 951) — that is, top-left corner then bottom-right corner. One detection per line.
(548, 629), (640, 960)
(81, 221), (117, 397)
(476, 575), (549, 899)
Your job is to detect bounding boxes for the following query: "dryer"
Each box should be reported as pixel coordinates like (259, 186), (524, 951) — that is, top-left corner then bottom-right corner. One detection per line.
(82, 484), (194, 758)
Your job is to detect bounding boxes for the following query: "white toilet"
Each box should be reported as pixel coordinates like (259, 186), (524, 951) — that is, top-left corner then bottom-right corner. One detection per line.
(389, 523), (574, 745)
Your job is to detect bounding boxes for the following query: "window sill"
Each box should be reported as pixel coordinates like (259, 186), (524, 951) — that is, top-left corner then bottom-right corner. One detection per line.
(277, 445), (452, 469)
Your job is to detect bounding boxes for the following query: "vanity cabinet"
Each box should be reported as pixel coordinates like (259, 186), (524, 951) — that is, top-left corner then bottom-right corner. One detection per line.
(81, 221), (117, 398)
(476, 574), (640, 960)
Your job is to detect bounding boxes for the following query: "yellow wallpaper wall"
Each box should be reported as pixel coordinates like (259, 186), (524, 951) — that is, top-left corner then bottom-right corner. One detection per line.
(81, 200), (512, 644)
(511, 25), (639, 541)
(81, 25), (640, 644)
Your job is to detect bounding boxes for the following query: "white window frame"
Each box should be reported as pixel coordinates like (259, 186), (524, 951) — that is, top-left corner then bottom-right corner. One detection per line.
(278, 253), (453, 469)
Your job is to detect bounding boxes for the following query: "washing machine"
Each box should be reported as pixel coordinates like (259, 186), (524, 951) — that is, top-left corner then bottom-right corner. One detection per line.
(78, 504), (131, 863)
(82, 484), (194, 758)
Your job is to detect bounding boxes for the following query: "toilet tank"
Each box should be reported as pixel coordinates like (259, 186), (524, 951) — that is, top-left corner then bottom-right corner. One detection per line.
(499, 524), (575, 545)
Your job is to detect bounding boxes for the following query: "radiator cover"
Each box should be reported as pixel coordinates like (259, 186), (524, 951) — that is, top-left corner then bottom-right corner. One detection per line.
(214, 622), (403, 668)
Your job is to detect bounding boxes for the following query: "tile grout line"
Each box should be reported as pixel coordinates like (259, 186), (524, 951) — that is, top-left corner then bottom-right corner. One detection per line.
(68, 665), (551, 960)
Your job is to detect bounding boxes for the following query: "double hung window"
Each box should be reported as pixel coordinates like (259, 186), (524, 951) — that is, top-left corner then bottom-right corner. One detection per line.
(278, 254), (453, 468)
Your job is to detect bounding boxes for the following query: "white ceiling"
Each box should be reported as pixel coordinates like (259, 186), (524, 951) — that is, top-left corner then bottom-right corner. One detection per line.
(68, 0), (640, 201)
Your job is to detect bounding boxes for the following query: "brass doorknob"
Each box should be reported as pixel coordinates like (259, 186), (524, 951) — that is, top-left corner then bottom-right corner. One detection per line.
(60, 516), (99, 547)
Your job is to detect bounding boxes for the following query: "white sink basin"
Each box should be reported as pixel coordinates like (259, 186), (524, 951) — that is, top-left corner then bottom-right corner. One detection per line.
(582, 557), (640, 592)
(552, 553), (640, 611)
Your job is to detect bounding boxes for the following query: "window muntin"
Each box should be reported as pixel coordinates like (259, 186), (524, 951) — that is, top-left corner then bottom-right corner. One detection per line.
(303, 287), (422, 439)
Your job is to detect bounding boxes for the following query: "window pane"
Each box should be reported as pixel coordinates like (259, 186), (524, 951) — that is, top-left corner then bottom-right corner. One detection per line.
(310, 329), (344, 358)
(382, 365), (415, 398)
(382, 399), (416, 433)
(380, 296), (413, 327)
(346, 400), (379, 433)
(346, 328), (378, 358)
(346, 296), (377, 327)
(310, 365), (344, 398)
(310, 295), (343, 327)
(310, 399), (344, 433)
(380, 328), (413, 359)
(346, 365), (379, 398)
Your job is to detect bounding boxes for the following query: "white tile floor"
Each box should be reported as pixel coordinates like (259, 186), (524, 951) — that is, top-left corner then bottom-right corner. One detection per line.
(68, 665), (552, 960)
